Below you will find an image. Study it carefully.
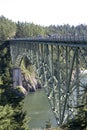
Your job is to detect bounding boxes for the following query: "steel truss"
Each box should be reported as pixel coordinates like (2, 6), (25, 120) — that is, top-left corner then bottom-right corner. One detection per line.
(9, 40), (87, 125)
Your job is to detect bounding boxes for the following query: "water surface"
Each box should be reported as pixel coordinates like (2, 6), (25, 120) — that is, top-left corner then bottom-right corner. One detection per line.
(24, 89), (57, 129)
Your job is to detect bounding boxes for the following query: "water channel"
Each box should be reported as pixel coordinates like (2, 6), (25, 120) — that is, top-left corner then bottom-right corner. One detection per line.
(24, 72), (87, 129)
(24, 89), (57, 129)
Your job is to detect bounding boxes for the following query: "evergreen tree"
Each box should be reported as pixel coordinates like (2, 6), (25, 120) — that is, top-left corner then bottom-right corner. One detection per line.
(0, 16), (16, 42)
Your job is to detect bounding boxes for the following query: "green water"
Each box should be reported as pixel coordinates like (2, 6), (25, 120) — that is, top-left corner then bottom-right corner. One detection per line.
(23, 89), (57, 129)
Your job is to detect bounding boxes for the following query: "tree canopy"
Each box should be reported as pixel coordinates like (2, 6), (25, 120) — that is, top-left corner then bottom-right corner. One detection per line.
(0, 16), (16, 41)
(1, 15), (87, 42)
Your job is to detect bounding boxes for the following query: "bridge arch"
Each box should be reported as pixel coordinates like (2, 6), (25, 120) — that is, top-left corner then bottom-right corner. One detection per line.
(15, 53), (32, 67)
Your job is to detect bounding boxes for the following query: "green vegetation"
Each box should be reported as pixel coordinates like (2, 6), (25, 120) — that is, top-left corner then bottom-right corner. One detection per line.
(0, 16), (16, 42)
(61, 105), (87, 130)
(0, 85), (29, 130)
(0, 44), (11, 85)
(0, 43), (29, 129)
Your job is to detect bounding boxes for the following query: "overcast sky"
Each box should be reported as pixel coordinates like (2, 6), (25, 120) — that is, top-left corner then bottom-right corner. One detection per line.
(0, 0), (87, 26)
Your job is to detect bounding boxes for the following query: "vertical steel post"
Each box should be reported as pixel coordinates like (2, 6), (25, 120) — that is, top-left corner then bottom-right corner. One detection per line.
(30, 43), (32, 62)
(36, 43), (40, 78)
(57, 45), (61, 124)
(65, 46), (70, 121)
(76, 47), (79, 107)
(43, 44), (49, 90)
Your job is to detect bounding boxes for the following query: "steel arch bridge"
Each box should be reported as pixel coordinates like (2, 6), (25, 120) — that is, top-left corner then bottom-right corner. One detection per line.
(6, 36), (87, 125)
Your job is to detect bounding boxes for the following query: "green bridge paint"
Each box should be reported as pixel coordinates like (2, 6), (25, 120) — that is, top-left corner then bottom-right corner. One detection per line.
(4, 36), (87, 125)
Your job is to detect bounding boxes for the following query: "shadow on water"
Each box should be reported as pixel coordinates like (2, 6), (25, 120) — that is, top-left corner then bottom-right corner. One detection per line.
(23, 89), (57, 129)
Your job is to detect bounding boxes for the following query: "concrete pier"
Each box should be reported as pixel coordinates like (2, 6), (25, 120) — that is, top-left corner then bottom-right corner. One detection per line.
(13, 68), (22, 88)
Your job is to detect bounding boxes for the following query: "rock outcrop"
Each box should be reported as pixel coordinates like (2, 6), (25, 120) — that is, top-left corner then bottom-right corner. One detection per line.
(22, 72), (41, 93)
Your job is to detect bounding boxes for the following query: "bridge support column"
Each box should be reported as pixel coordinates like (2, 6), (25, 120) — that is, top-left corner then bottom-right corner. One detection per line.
(13, 68), (22, 88)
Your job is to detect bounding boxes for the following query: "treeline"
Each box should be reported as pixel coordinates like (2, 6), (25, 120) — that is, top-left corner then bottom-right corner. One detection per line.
(1, 15), (87, 43)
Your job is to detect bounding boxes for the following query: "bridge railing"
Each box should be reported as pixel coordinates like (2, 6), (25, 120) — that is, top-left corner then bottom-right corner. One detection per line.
(9, 35), (87, 42)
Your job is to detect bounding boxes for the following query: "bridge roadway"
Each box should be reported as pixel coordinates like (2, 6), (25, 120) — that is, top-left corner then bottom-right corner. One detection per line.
(8, 35), (87, 47)
(2, 36), (87, 126)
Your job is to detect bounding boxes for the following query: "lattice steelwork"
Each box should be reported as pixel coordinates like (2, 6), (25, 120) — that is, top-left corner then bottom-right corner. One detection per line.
(9, 37), (87, 125)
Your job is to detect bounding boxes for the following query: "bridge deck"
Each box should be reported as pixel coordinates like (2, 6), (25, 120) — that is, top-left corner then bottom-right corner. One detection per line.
(8, 36), (87, 47)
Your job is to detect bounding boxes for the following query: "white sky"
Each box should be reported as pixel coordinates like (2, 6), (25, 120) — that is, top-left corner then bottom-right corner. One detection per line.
(0, 0), (87, 26)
